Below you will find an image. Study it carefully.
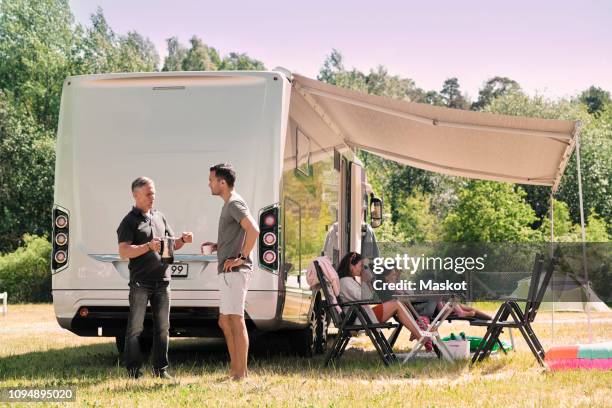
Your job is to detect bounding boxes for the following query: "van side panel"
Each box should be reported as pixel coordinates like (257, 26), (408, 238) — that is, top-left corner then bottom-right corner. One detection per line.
(281, 117), (341, 323)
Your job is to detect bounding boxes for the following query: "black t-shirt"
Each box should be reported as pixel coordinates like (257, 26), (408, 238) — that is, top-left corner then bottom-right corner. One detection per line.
(117, 207), (175, 283)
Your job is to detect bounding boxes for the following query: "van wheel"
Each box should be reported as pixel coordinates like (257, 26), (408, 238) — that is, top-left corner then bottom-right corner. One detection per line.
(313, 299), (328, 354)
(290, 304), (318, 357)
(290, 318), (315, 357)
(290, 298), (327, 357)
(115, 336), (125, 354)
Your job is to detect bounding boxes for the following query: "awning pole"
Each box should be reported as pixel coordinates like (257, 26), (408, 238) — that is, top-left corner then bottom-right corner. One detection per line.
(550, 192), (555, 346)
(575, 133), (593, 343)
(550, 193), (555, 243)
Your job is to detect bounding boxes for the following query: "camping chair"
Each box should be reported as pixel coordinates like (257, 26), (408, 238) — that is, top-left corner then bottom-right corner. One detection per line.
(313, 260), (401, 366)
(470, 253), (555, 366)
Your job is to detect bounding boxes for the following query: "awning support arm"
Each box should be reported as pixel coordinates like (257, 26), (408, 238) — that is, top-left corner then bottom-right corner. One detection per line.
(575, 132), (593, 343)
(293, 81), (351, 151)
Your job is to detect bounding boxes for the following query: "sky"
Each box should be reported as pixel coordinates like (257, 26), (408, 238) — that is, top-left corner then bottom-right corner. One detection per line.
(69, 0), (612, 100)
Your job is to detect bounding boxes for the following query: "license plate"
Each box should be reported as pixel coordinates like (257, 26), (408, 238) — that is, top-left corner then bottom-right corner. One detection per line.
(170, 263), (188, 277)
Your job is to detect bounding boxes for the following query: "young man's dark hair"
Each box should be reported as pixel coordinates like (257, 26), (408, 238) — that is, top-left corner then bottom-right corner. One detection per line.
(210, 163), (236, 188)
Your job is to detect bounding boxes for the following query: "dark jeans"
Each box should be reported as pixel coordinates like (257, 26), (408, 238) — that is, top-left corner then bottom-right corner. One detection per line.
(125, 280), (170, 371)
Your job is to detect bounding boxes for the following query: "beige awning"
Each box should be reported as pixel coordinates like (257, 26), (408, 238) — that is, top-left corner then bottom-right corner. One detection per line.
(289, 74), (580, 192)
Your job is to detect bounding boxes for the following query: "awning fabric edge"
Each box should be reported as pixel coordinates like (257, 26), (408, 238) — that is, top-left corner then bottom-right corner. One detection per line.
(291, 73), (578, 190)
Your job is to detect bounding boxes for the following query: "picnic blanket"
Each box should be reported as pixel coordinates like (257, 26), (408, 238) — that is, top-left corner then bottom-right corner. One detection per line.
(545, 341), (612, 371)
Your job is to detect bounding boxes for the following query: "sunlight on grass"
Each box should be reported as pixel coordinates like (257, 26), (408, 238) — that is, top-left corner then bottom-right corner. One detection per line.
(1, 304), (610, 407)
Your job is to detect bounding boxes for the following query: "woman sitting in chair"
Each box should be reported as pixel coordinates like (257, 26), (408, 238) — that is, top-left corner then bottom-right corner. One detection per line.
(376, 265), (492, 321)
(337, 252), (432, 352)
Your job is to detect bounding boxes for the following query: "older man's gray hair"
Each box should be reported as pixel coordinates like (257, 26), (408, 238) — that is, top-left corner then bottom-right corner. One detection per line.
(131, 177), (154, 192)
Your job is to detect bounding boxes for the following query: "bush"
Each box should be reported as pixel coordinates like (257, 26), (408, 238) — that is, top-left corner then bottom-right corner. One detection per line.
(442, 181), (541, 242)
(0, 235), (51, 303)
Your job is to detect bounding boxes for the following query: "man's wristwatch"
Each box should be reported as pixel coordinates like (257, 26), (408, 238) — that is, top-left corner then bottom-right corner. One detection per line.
(238, 253), (248, 261)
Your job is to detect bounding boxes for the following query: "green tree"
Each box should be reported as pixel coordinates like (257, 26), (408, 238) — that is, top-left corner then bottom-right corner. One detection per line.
(584, 210), (610, 242)
(483, 90), (582, 224)
(79, 8), (122, 74)
(320, 49), (458, 239)
(163, 37), (265, 72)
(220, 52), (265, 70)
(0, 234), (51, 302)
(365, 65), (421, 101)
(578, 86), (611, 116)
(317, 48), (344, 84)
(318, 49), (424, 99)
(386, 165), (436, 223)
(117, 31), (159, 72)
(395, 192), (441, 243)
(442, 181), (540, 242)
(80, 9), (158, 74)
(182, 36), (220, 71)
(540, 201), (609, 242)
(420, 90), (445, 106)
(471, 76), (521, 111)
(0, 4), (160, 253)
(440, 77), (470, 109)
(557, 107), (612, 231)
(162, 37), (188, 71)
(0, 93), (55, 251)
(484, 91), (610, 231)
(539, 199), (581, 242)
(0, 0), (78, 131)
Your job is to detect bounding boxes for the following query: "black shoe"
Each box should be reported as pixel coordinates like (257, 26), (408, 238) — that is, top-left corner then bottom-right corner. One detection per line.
(154, 369), (173, 379)
(127, 368), (142, 379)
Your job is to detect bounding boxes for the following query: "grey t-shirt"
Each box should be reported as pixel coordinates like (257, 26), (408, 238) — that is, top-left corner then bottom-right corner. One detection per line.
(217, 192), (253, 274)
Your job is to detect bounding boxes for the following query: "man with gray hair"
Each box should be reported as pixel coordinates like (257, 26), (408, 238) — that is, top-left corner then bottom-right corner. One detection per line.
(117, 177), (193, 379)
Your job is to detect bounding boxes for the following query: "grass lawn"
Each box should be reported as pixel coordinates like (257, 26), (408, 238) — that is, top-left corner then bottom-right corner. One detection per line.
(0, 303), (611, 407)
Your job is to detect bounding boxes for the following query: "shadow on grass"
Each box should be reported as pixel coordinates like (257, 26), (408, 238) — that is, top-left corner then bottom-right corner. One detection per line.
(0, 334), (470, 384)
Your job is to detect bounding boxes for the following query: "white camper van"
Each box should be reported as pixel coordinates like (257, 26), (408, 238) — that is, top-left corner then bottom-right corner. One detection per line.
(52, 69), (383, 356)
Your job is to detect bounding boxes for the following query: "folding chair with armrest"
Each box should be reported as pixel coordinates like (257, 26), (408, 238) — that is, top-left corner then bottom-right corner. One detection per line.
(470, 253), (555, 366)
(314, 260), (401, 366)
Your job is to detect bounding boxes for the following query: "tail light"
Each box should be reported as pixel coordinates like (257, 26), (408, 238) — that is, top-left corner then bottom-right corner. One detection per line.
(263, 232), (277, 246)
(54, 250), (67, 263)
(258, 204), (279, 271)
(52, 206), (70, 272)
(262, 250), (277, 263)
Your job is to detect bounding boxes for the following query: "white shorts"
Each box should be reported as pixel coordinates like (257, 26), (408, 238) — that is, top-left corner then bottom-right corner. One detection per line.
(218, 271), (251, 316)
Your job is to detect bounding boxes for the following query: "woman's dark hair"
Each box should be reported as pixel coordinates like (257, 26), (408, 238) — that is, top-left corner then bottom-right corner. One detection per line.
(337, 252), (364, 279)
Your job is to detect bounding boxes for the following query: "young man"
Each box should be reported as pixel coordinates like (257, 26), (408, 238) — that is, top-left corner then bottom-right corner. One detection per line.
(201, 163), (259, 381)
(117, 177), (193, 379)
